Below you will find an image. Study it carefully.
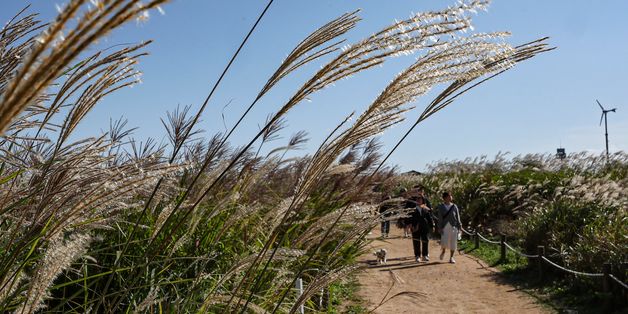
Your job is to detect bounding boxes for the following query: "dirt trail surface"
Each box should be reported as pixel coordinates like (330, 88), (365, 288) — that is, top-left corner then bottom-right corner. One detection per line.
(356, 227), (551, 314)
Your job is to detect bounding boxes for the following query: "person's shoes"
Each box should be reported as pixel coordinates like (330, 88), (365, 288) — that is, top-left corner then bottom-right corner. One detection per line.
(422, 255), (429, 262)
(415, 256), (421, 263)
(439, 251), (445, 261)
(449, 257), (456, 264)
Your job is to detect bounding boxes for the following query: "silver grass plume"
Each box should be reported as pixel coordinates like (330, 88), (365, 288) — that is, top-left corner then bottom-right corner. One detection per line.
(0, 0), (169, 135)
(18, 233), (92, 314)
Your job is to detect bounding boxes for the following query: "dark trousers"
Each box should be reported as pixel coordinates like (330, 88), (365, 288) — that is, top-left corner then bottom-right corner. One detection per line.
(412, 229), (429, 257)
(380, 220), (390, 235)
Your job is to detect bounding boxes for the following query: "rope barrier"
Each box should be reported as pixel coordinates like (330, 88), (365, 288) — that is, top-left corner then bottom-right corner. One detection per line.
(609, 274), (628, 290)
(504, 242), (539, 258)
(477, 232), (500, 244)
(540, 257), (604, 278)
(460, 227), (474, 236)
(457, 224), (626, 294)
(380, 219), (625, 290)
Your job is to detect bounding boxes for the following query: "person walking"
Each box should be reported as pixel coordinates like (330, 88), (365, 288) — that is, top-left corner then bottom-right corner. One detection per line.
(402, 193), (416, 238)
(410, 196), (434, 262)
(437, 191), (462, 264)
(378, 194), (394, 238)
(414, 185), (432, 209)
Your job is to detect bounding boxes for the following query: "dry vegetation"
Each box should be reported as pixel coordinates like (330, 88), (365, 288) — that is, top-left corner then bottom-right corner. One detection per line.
(0, 0), (550, 312)
(404, 152), (627, 275)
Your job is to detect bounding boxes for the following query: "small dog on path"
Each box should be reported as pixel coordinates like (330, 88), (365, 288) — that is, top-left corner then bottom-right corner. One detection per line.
(373, 248), (387, 265)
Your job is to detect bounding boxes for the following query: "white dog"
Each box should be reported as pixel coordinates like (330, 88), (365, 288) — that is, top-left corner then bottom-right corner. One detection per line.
(373, 248), (387, 265)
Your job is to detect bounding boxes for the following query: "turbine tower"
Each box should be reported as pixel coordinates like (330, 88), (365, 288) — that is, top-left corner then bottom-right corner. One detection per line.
(596, 99), (617, 162)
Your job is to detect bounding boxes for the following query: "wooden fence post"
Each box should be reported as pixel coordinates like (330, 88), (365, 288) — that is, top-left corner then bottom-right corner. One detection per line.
(500, 234), (506, 263)
(603, 263), (611, 293)
(474, 232), (479, 249)
(622, 262), (628, 300)
(537, 246), (545, 281)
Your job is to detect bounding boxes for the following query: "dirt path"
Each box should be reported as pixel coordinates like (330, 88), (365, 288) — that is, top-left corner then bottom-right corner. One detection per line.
(356, 227), (551, 314)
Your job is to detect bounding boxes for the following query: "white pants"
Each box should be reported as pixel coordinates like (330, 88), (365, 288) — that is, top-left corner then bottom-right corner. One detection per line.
(441, 223), (458, 251)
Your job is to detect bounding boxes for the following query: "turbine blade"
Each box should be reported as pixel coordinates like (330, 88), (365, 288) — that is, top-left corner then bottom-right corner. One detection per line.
(596, 99), (605, 111)
(599, 113), (604, 126)
(610, 108), (617, 112)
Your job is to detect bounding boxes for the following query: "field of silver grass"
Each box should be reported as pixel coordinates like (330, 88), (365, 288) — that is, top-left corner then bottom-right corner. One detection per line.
(403, 152), (627, 274)
(0, 1), (550, 312)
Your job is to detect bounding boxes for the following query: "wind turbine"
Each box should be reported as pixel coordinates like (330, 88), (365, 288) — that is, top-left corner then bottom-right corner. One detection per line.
(596, 99), (617, 162)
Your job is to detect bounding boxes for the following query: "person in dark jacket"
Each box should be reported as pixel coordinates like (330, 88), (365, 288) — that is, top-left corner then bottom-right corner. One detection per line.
(378, 195), (395, 238)
(414, 186), (436, 235)
(414, 185), (432, 209)
(409, 196), (434, 262)
(402, 193), (417, 238)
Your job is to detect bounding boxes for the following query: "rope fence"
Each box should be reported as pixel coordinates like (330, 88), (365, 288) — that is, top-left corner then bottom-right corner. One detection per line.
(610, 274), (628, 290)
(460, 226), (475, 236)
(375, 206), (627, 294)
(540, 256), (604, 278)
(457, 227), (627, 292)
(476, 232), (501, 244)
(503, 242), (539, 258)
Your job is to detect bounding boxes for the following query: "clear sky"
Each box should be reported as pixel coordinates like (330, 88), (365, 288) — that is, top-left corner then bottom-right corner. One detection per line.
(2, 1), (627, 171)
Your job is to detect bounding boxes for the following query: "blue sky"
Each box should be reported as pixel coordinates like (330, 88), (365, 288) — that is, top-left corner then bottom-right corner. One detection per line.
(2, 1), (627, 171)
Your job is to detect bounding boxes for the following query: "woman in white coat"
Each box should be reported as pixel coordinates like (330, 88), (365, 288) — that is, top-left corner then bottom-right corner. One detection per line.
(437, 191), (462, 263)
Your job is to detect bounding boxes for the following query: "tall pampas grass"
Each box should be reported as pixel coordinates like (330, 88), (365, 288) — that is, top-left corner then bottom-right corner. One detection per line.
(0, 1), (552, 312)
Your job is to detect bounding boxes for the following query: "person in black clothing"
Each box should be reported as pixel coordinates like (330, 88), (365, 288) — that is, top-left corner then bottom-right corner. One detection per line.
(402, 192), (417, 238)
(414, 186), (432, 211)
(415, 186), (436, 236)
(409, 196), (434, 262)
(378, 195), (395, 238)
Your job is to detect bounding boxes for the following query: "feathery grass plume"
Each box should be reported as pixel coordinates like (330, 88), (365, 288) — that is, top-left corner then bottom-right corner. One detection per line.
(0, 8), (46, 96)
(0, 0), (168, 135)
(159, 1), (489, 261)
(206, 249), (305, 298)
(17, 233), (92, 314)
(274, 0), (489, 120)
(0, 5), (178, 310)
(267, 18), (553, 314)
(257, 10), (361, 98)
(288, 34), (515, 218)
(0, 1), (558, 312)
(144, 10), (364, 257)
(265, 130), (309, 158)
(235, 6), (524, 311)
(35, 41), (150, 142)
(161, 105), (204, 156)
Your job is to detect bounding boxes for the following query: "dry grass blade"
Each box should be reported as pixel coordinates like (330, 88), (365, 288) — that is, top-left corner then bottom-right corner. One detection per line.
(368, 291), (426, 313)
